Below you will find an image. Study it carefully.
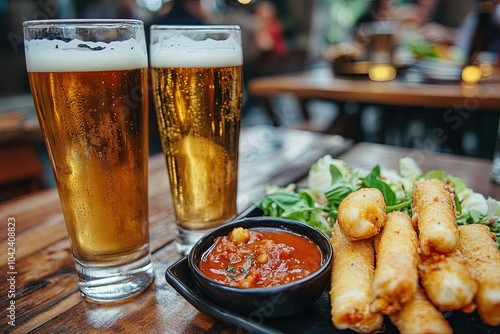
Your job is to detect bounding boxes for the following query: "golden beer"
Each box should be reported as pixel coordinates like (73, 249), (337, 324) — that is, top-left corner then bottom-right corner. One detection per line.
(152, 65), (242, 231)
(24, 19), (154, 302)
(28, 69), (149, 264)
(150, 25), (243, 252)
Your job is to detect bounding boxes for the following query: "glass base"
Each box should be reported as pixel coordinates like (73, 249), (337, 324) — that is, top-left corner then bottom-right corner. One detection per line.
(176, 227), (212, 255)
(74, 253), (154, 302)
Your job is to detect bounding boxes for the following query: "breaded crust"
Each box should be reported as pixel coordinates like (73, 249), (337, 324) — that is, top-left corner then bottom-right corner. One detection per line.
(389, 285), (453, 334)
(412, 179), (459, 255)
(418, 249), (477, 312)
(458, 224), (500, 326)
(372, 211), (419, 314)
(337, 188), (387, 240)
(330, 223), (383, 333)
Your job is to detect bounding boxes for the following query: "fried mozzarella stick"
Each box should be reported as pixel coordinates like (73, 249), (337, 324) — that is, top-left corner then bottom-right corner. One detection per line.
(389, 286), (453, 334)
(337, 188), (387, 240)
(458, 224), (500, 326)
(330, 224), (383, 333)
(371, 212), (419, 315)
(418, 249), (477, 312)
(412, 179), (459, 255)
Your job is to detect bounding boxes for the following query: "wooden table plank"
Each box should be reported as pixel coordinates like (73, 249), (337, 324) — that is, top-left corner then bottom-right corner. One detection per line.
(248, 68), (500, 111)
(23, 242), (210, 334)
(247, 68), (500, 147)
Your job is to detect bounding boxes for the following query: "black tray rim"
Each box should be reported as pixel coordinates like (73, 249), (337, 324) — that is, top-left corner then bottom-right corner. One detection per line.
(165, 256), (284, 334)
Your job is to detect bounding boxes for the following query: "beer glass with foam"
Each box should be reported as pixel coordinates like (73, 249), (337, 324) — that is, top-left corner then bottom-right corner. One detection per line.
(23, 20), (154, 301)
(150, 26), (243, 254)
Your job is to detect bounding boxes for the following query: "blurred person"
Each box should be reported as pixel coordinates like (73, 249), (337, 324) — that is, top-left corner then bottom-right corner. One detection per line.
(254, 1), (288, 60)
(150, 0), (207, 25)
(353, 0), (397, 48)
(207, 1), (296, 74)
(455, 0), (500, 61)
(117, 0), (135, 18)
(74, 0), (116, 18)
(397, 0), (457, 45)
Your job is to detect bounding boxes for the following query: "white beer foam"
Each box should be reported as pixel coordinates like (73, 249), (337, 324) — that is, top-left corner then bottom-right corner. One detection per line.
(150, 34), (243, 68)
(25, 39), (148, 72)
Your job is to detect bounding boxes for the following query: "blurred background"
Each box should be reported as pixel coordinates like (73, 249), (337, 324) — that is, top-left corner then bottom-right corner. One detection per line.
(0, 0), (477, 95)
(0, 0), (498, 201)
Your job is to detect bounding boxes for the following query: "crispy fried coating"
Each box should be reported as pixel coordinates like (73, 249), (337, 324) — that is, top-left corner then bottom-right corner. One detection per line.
(414, 202), (458, 255)
(330, 223), (383, 333)
(389, 285), (453, 334)
(418, 249), (477, 312)
(458, 224), (500, 326)
(337, 188), (387, 240)
(371, 211), (419, 315)
(412, 179), (459, 255)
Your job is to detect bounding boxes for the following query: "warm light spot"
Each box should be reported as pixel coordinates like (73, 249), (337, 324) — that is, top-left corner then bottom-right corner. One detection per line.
(479, 63), (494, 78)
(368, 64), (396, 82)
(461, 65), (482, 84)
(238, 0), (252, 4)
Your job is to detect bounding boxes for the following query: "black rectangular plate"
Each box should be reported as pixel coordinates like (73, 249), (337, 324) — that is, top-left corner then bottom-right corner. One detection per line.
(165, 207), (498, 334)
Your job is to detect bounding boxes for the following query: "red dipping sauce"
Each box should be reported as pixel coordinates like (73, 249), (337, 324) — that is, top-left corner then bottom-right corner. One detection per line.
(198, 227), (323, 288)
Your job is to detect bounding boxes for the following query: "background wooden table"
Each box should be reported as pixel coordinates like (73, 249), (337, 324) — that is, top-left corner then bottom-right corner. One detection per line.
(248, 68), (500, 111)
(1, 140), (498, 333)
(248, 68), (500, 155)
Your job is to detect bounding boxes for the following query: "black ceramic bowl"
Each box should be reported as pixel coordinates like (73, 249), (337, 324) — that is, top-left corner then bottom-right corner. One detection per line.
(187, 216), (333, 318)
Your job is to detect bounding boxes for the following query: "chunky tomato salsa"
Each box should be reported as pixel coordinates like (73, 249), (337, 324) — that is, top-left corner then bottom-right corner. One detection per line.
(198, 227), (323, 288)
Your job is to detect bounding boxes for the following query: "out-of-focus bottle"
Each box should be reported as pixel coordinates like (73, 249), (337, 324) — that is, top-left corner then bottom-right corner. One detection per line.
(462, 0), (496, 83)
(468, 0), (495, 63)
(490, 118), (500, 184)
(368, 21), (397, 81)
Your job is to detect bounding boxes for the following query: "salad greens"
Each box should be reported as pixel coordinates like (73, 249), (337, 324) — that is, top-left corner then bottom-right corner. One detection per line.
(256, 156), (500, 249)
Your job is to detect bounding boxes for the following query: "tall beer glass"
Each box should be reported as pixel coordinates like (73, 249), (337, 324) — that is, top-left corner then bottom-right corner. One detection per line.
(23, 20), (154, 301)
(150, 26), (243, 254)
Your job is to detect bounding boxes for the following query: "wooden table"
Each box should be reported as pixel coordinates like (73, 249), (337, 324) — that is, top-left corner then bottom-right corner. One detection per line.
(248, 68), (500, 111)
(247, 67), (500, 145)
(1, 141), (498, 333)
